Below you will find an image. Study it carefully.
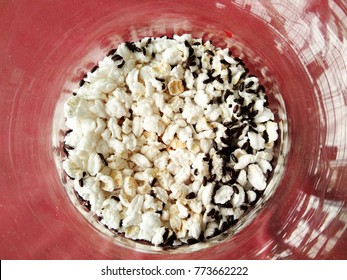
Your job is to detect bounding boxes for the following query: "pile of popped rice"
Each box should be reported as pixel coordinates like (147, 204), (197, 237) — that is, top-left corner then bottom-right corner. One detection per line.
(62, 34), (278, 247)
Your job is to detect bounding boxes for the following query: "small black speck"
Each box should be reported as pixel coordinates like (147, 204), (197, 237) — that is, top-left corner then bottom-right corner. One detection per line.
(106, 48), (117, 56)
(239, 82), (245, 92)
(233, 185), (239, 194)
(207, 208), (215, 217)
(231, 154), (238, 163)
(257, 84), (265, 93)
(150, 190), (156, 198)
(220, 59), (230, 65)
(150, 178), (157, 187)
(227, 68), (232, 83)
(111, 54), (123, 61)
(98, 153), (108, 166)
(245, 81), (254, 88)
(79, 79), (85, 87)
(90, 65), (99, 73)
(142, 47), (147, 56)
(117, 60), (125, 68)
(185, 192), (196, 199)
(224, 89), (232, 101)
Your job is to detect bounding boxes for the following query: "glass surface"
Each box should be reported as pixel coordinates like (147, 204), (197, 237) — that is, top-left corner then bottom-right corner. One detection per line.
(0, 0), (346, 259)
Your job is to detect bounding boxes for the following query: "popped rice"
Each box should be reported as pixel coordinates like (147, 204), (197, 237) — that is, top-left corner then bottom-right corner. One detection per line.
(62, 34), (278, 247)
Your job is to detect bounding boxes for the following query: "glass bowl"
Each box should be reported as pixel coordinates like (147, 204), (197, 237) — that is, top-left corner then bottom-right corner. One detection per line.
(0, 0), (346, 259)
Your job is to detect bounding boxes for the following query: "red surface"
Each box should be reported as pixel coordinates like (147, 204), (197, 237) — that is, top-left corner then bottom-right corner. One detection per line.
(1, 0), (346, 259)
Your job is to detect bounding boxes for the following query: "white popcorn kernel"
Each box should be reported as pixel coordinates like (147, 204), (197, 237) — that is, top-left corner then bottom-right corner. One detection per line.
(108, 118), (122, 140)
(98, 174), (116, 192)
(153, 187), (169, 204)
(132, 99), (153, 117)
(95, 118), (106, 135)
(174, 166), (191, 184)
(266, 121), (278, 142)
(169, 204), (182, 232)
(122, 133), (137, 151)
(64, 95), (80, 119)
(247, 190), (257, 203)
(170, 64), (185, 79)
(186, 138), (200, 153)
(237, 169), (247, 186)
(199, 183), (214, 207)
(151, 227), (166, 246)
(63, 158), (83, 179)
(105, 97), (128, 118)
(200, 139), (212, 153)
(143, 115), (160, 133)
(153, 152), (169, 170)
(187, 214), (202, 239)
(196, 130), (215, 140)
(167, 96), (184, 113)
(248, 164), (267, 190)
(162, 124), (178, 144)
(126, 68), (146, 95)
(130, 153), (152, 169)
(234, 154), (256, 169)
(248, 131), (265, 150)
(171, 182), (190, 201)
(204, 222), (218, 238)
(188, 200), (203, 214)
(157, 171), (174, 190)
(177, 201), (189, 218)
(162, 46), (183, 64)
(122, 119), (132, 134)
(214, 185), (234, 204)
(100, 201), (121, 230)
(108, 138), (125, 154)
(123, 176), (138, 197)
(142, 194), (158, 212)
(181, 98), (203, 124)
(258, 159), (273, 173)
(123, 194), (144, 227)
(80, 118), (96, 134)
(231, 185), (245, 207)
(220, 207), (234, 217)
(195, 117), (211, 132)
(87, 152), (103, 176)
(204, 104), (222, 122)
(255, 107), (274, 123)
(132, 116), (144, 137)
(141, 145), (160, 162)
(177, 126), (193, 142)
(125, 226), (140, 239)
(184, 70), (195, 90)
(101, 128), (111, 141)
(88, 99), (108, 118)
(256, 150), (274, 162)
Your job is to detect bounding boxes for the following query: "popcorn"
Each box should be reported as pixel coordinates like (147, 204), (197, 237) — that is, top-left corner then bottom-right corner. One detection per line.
(87, 152), (104, 176)
(248, 164), (267, 190)
(130, 153), (152, 169)
(98, 174), (116, 192)
(214, 185), (234, 204)
(61, 34), (280, 248)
